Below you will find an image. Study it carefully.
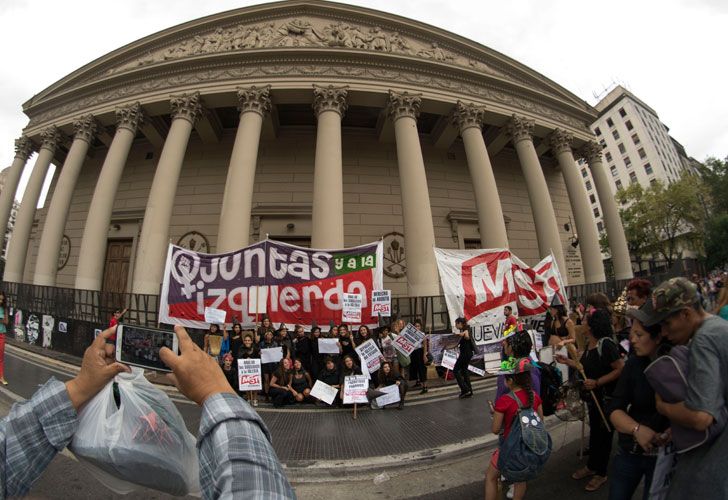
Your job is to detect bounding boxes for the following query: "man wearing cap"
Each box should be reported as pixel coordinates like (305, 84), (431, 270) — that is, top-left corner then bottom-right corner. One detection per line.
(645, 277), (728, 499)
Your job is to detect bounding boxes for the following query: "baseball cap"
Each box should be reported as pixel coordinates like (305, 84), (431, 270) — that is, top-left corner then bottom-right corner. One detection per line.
(626, 299), (655, 325)
(644, 277), (699, 327)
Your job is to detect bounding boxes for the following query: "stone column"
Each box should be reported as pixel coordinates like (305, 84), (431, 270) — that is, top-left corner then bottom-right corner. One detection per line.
(132, 93), (202, 294)
(581, 141), (633, 280)
(0, 136), (33, 254)
(453, 102), (509, 248)
(34, 116), (97, 286)
(4, 126), (61, 283)
(507, 115), (568, 283)
(311, 85), (348, 249)
(217, 86), (271, 252)
(388, 91), (439, 297)
(75, 103), (143, 291)
(550, 130), (606, 284)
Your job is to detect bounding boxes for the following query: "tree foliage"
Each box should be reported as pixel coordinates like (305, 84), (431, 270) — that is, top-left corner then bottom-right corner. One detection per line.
(699, 156), (728, 268)
(615, 176), (708, 268)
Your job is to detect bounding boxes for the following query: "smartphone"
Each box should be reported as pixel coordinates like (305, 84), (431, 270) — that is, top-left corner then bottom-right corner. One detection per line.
(115, 324), (179, 372)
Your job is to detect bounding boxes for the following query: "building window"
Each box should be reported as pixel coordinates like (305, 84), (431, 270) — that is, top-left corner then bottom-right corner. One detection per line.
(615, 179), (623, 190)
(593, 207), (600, 217)
(597, 221), (604, 232)
(599, 139), (607, 148)
(605, 152), (612, 162)
(609, 165), (617, 177)
(624, 156), (632, 168)
(644, 163), (653, 175)
(594, 127), (602, 136)
(638, 148), (647, 159)
(632, 133), (640, 145)
(618, 107), (627, 117)
(581, 168), (588, 178)
(612, 130), (620, 140)
(607, 117), (614, 127)
(650, 178), (657, 186)
(589, 194), (596, 204)
(625, 120), (633, 131)
(629, 171), (638, 184)
(618, 143), (626, 154)
(585, 180), (593, 191)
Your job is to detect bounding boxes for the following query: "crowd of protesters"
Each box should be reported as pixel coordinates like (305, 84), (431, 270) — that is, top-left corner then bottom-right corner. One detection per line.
(209, 317), (433, 410)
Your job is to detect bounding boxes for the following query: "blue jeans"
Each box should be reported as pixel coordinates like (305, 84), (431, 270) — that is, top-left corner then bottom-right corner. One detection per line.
(608, 448), (657, 500)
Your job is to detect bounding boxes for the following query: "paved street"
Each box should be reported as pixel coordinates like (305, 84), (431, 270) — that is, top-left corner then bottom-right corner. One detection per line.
(0, 345), (643, 499)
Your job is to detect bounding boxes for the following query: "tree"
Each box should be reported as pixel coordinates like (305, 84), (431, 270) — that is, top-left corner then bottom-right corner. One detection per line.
(705, 214), (728, 270)
(615, 177), (708, 268)
(699, 156), (728, 268)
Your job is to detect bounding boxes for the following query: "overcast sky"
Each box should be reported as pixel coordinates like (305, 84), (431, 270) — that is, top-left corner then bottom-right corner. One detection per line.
(1, 0), (725, 207)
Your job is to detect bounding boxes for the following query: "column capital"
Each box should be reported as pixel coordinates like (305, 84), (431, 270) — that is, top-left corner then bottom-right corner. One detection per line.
(72, 114), (98, 144)
(549, 129), (574, 156)
(506, 115), (534, 144)
(452, 101), (485, 132)
(170, 92), (203, 125)
(580, 141), (603, 164)
(13, 135), (33, 161)
(387, 90), (421, 122)
(312, 84), (348, 118)
(115, 102), (144, 133)
(39, 126), (62, 153)
(237, 85), (271, 117)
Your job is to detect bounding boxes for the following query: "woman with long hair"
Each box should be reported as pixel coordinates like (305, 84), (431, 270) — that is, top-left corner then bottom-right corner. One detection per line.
(374, 361), (407, 410)
(238, 332), (260, 407)
(259, 330), (280, 402)
(545, 303), (575, 346)
(203, 324), (223, 359)
(268, 358), (295, 408)
(557, 308), (624, 492)
(607, 302), (670, 499)
(337, 324), (356, 360)
(288, 358), (313, 404)
(0, 291), (8, 385)
(338, 354), (361, 402)
(453, 317), (474, 398)
(408, 318), (429, 394)
(229, 322), (244, 362)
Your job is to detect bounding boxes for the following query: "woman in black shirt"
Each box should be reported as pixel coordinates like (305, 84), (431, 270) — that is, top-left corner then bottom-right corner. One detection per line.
(338, 324), (356, 360)
(607, 302), (670, 500)
(453, 317), (474, 399)
(238, 333), (260, 407)
(292, 324), (312, 372)
(269, 358), (295, 408)
(376, 361), (407, 410)
(338, 354), (361, 402)
(288, 358), (313, 404)
(408, 319), (429, 394)
(557, 308), (624, 492)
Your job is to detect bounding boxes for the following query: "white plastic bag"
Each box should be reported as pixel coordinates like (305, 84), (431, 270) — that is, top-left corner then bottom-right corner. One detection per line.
(69, 368), (201, 496)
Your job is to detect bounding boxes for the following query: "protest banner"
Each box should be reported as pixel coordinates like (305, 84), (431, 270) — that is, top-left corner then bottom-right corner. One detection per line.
(441, 349), (459, 370)
(342, 293), (363, 323)
(204, 307), (227, 324)
(343, 375), (369, 404)
(260, 347), (283, 364)
(159, 240), (383, 329)
(318, 338), (340, 354)
(434, 248), (565, 344)
(237, 358), (262, 391)
(310, 380), (338, 405)
(393, 323), (426, 356)
(375, 385), (401, 407)
(468, 365), (486, 377)
(371, 290), (391, 317)
(355, 339), (383, 374)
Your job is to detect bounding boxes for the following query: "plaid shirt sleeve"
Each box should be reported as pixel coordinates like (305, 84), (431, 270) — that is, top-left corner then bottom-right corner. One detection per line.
(197, 392), (295, 499)
(0, 378), (78, 499)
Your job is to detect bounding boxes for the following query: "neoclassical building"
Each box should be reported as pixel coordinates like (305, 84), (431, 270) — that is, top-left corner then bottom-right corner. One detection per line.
(0, 0), (632, 298)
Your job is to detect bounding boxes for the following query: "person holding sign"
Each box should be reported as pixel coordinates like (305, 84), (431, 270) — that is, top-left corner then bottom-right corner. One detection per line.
(338, 355), (361, 402)
(454, 317), (475, 399)
(259, 330), (280, 402)
(375, 325), (398, 372)
(268, 358), (295, 408)
(288, 358), (313, 404)
(408, 319), (429, 394)
(238, 333), (260, 407)
(317, 357), (342, 406)
(353, 325), (373, 347)
(374, 361), (407, 410)
(203, 324), (223, 359)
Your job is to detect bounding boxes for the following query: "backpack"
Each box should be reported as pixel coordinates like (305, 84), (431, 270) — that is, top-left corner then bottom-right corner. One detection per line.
(537, 362), (563, 417)
(497, 392), (553, 483)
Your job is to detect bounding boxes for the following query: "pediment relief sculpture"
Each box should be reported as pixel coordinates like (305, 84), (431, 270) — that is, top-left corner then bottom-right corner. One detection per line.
(105, 16), (504, 79)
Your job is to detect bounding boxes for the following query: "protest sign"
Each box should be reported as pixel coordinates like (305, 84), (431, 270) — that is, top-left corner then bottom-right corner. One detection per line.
(343, 375), (369, 404)
(204, 307), (227, 324)
(237, 358), (262, 391)
(310, 380), (338, 405)
(355, 339), (383, 374)
(468, 365), (486, 377)
(393, 323), (425, 356)
(160, 240), (383, 329)
(371, 290), (391, 317)
(434, 247), (565, 341)
(318, 338), (340, 354)
(342, 293), (363, 323)
(441, 349), (459, 370)
(375, 385), (401, 407)
(260, 347), (283, 364)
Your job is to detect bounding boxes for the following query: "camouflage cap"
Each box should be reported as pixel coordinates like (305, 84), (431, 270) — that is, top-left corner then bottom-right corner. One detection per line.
(644, 277), (699, 326)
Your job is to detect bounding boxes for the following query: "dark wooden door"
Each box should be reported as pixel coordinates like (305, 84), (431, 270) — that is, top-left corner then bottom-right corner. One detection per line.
(102, 239), (133, 293)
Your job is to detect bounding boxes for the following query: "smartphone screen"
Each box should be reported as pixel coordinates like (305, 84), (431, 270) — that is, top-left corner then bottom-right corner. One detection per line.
(116, 325), (177, 372)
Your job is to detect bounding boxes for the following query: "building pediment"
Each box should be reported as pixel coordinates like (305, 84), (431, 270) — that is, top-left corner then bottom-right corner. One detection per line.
(22, 1), (595, 134)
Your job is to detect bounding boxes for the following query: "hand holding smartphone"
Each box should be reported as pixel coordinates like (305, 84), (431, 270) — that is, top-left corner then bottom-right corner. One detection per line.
(115, 324), (180, 372)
